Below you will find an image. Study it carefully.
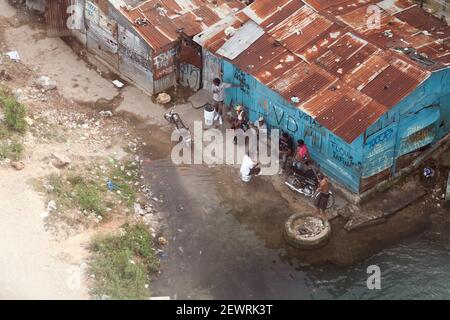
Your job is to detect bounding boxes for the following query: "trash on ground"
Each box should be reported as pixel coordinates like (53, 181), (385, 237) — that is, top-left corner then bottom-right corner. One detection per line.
(112, 80), (124, 88)
(6, 51), (20, 61)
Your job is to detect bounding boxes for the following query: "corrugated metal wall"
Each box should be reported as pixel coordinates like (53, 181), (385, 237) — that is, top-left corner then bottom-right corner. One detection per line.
(152, 45), (177, 93)
(179, 40), (202, 91)
(202, 48), (221, 93)
(361, 68), (450, 191)
(117, 24), (154, 94)
(45, 0), (71, 37)
(85, 0), (119, 70)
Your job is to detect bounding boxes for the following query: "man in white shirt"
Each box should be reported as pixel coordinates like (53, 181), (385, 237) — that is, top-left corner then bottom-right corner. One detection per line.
(212, 78), (233, 125)
(240, 154), (260, 182)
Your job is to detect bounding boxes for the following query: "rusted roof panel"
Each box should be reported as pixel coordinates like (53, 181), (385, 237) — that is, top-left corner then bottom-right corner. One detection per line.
(173, 12), (204, 37)
(315, 32), (378, 77)
(334, 99), (388, 142)
(192, 6), (221, 27)
(254, 52), (304, 85)
(269, 62), (337, 104)
(394, 5), (450, 37)
(303, 0), (349, 11)
(259, 0), (305, 29)
(360, 63), (424, 107)
(120, 0), (242, 50)
(194, 0), (448, 143)
(322, 0), (380, 16)
(232, 34), (287, 74)
(242, 0), (295, 24)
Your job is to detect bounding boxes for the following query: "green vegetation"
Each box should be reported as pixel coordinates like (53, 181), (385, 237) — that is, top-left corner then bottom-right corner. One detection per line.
(0, 88), (27, 133)
(0, 140), (23, 161)
(89, 223), (159, 300)
(0, 88), (26, 161)
(43, 159), (141, 218)
(108, 160), (140, 205)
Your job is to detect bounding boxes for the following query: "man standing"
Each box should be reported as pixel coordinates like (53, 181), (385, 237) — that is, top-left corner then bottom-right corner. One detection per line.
(211, 78), (234, 125)
(314, 174), (331, 220)
(279, 132), (293, 170)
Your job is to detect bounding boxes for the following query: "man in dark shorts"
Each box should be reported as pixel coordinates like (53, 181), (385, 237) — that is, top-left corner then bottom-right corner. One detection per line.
(314, 173), (331, 220)
(279, 132), (293, 170)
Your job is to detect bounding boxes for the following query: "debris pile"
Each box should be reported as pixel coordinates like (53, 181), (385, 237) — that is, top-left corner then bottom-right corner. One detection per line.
(297, 217), (326, 238)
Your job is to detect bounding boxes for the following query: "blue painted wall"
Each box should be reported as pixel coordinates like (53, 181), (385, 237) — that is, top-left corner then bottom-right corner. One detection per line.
(362, 68), (450, 179)
(210, 52), (450, 193)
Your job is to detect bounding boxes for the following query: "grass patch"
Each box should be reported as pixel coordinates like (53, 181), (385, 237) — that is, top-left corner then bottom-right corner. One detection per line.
(46, 173), (106, 216)
(105, 160), (140, 205)
(74, 182), (104, 214)
(0, 140), (23, 161)
(89, 223), (159, 300)
(0, 87), (27, 133)
(0, 88), (26, 161)
(42, 159), (142, 220)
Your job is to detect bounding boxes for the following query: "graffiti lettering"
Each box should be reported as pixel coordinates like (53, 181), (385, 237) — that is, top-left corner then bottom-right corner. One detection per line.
(329, 140), (357, 167)
(121, 47), (152, 69)
(153, 48), (176, 70)
(366, 128), (394, 149)
(157, 66), (175, 78)
(234, 69), (250, 95)
(180, 63), (201, 91)
(272, 105), (285, 126)
(85, 1), (98, 22)
(286, 115), (299, 133)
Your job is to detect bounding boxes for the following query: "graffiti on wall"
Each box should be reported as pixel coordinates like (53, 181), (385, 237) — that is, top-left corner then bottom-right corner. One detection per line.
(154, 48), (176, 69)
(234, 69), (250, 95)
(180, 63), (201, 91)
(120, 48), (151, 70)
(363, 127), (396, 178)
(153, 47), (176, 80)
(203, 49), (221, 92)
(398, 125), (435, 156)
(329, 140), (358, 167)
(85, 1), (99, 23)
(366, 128), (394, 150)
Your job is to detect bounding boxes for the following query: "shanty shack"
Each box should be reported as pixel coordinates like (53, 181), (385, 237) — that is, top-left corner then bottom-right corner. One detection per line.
(38, 0), (245, 94)
(194, 0), (450, 196)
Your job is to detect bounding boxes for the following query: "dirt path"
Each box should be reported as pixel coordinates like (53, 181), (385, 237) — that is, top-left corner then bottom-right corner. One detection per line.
(0, 1), (123, 299)
(0, 168), (89, 299)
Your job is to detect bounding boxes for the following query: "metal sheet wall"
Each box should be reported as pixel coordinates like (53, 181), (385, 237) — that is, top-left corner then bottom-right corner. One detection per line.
(85, 1), (119, 70)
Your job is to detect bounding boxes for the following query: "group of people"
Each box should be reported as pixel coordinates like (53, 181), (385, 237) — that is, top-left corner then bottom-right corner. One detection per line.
(211, 77), (332, 220)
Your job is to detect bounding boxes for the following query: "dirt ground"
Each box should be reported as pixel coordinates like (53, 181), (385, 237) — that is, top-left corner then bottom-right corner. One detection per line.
(0, 2), (155, 299)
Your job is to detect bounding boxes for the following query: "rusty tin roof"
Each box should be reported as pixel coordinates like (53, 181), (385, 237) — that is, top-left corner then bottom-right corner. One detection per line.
(119, 0), (245, 50)
(194, 0), (449, 143)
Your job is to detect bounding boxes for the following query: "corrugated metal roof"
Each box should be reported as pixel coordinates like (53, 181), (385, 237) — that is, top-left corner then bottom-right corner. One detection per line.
(120, 0), (245, 50)
(216, 20), (265, 60)
(194, 0), (449, 143)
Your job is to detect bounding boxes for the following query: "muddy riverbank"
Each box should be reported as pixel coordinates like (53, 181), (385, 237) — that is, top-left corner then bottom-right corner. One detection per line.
(141, 153), (441, 299)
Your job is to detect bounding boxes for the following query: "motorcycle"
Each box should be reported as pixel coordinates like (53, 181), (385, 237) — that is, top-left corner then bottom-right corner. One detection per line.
(164, 109), (192, 148)
(285, 166), (335, 209)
